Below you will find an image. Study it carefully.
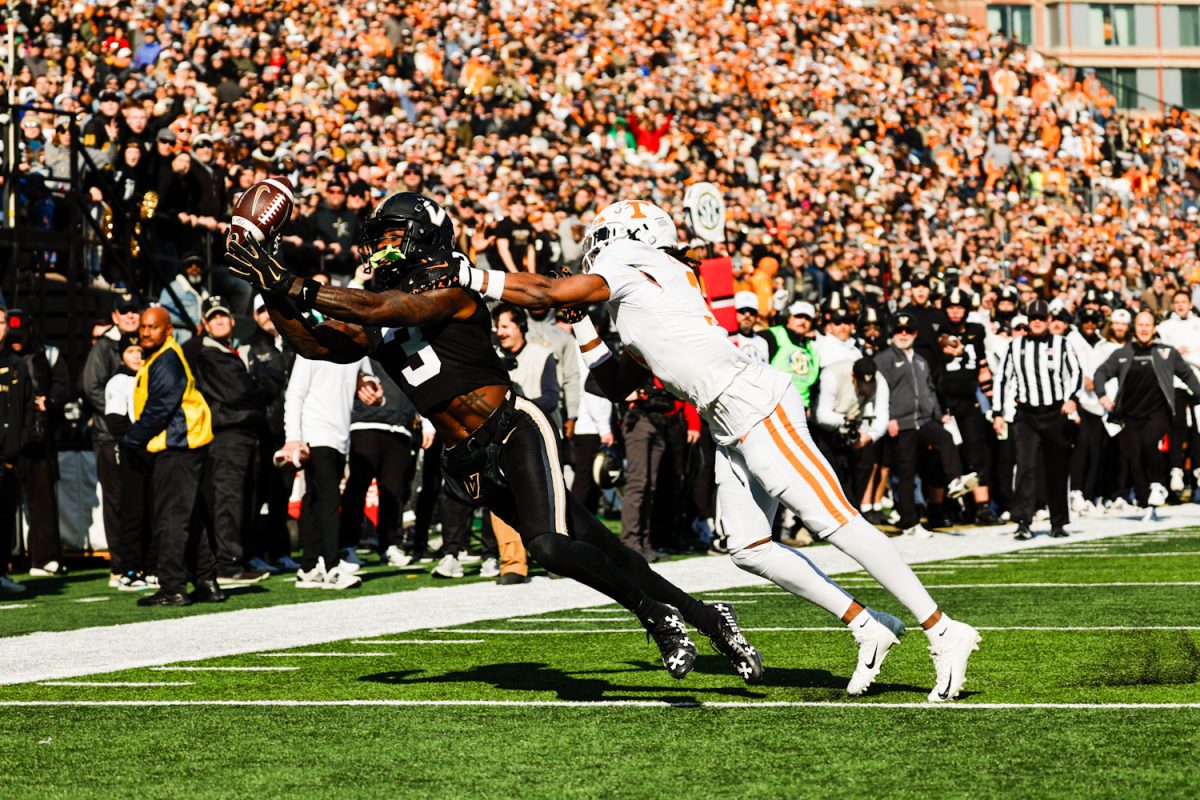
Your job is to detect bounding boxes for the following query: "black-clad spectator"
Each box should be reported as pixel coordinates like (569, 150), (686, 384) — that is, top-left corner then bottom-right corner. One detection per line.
(3, 309), (70, 576)
(80, 291), (143, 586)
(0, 309), (34, 596)
(184, 295), (280, 584)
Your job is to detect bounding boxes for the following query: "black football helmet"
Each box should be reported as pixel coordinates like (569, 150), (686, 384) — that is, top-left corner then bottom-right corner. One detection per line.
(592, 445), (626, 490)
(359, 192), (455, 290)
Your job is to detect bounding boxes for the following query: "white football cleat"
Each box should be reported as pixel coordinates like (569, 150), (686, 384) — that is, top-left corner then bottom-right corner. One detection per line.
(295, 558), (328, 589)
(847, 610), (906, 696)
(1148, 483), (1169, 507)
(902, 524), (935, 539)
(1170, 468), (1185, 494)
(927, 620), (982, 702)
(323, 563), (363, 590)
(1069, 490), (1087, 514)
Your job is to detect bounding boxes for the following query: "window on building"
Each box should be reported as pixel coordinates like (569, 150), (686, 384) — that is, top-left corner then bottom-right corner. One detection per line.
(1183, 69), (1200, 109)
(1048, 4), (1063, 47)
(1088, 4), (1136, 46)
(988, 5), (1034, 45)
(1182, 7), (1200, 47)
(1094, 67), (1140, 109)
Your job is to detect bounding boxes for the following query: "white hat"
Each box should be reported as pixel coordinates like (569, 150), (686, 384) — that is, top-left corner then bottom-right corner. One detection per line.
(788, 300), (816, 318)
(1110, 309), (1132, 325)
(253, 294), (266, 313)
(734, 291), (759, 312)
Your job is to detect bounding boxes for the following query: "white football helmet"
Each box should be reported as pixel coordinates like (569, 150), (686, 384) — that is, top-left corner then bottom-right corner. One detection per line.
(581, 200), (678, 272)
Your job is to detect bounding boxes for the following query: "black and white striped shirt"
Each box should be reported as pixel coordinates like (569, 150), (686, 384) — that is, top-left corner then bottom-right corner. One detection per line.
(998, 333), (1082, 420)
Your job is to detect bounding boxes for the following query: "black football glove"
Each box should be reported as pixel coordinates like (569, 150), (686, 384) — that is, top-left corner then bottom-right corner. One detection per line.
(401, 259), (464, 294)
(225, 233), (294, 294)
(550, 267), (587, 323)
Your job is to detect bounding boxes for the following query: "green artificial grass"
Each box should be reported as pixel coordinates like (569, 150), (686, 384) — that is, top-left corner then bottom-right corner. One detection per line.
(2, 529), (1199, 798)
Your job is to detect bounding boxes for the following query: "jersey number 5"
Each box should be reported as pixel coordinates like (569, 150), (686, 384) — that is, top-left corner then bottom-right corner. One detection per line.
(386, 326), (442, 386)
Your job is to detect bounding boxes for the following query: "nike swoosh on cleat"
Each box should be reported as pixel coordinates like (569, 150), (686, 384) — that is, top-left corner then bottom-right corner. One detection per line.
(865, 645), (878, 670)
(938, 669), (953, 700)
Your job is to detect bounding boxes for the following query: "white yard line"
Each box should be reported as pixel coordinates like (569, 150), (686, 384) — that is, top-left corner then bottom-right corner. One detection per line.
(257, 652), (396, 658)
(1, 699), (1198, 710)
(0, 604), (33, 611)
(348, 639), (484, 645)
(3, 506), (1199, 686)
(36, 681), (193, 687)
(151, 667), (299, 672)
(434, 625), (1200, 635)
(72, 597), (112, 604)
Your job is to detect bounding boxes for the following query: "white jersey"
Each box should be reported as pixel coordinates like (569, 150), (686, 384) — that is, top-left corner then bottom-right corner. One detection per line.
(728, 332), (769, 363)
(591, 239), (789, 444)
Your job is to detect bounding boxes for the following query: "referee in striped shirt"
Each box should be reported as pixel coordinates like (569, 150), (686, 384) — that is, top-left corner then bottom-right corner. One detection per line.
(995, 299), (1082, 540)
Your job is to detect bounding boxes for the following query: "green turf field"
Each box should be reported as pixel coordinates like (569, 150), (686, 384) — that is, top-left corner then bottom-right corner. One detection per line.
(3, 528), (1199, 798)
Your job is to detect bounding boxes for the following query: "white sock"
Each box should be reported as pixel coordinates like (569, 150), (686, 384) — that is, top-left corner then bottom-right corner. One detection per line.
(846, 608), (872, 630)
(924, 613), (952, 641)
(824, 514), (938, 623)
(730, 542), (854, 618)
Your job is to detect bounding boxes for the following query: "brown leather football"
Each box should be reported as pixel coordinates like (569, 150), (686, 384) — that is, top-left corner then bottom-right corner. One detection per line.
(228, 176), (294, 246)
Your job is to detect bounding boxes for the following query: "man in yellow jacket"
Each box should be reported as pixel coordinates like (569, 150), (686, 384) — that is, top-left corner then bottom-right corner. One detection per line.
(122, 306), (218, 607)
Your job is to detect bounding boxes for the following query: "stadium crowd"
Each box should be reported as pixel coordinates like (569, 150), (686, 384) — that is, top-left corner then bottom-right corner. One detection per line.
(3, 0), (1200, 596)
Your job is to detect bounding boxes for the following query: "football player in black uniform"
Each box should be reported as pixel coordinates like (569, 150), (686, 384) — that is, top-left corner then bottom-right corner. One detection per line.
(226, 192), (762, 683)
(938, 289), (999, 525)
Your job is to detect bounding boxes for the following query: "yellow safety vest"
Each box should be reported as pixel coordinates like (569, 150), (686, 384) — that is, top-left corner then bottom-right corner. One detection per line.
(132, 335), (213, 453)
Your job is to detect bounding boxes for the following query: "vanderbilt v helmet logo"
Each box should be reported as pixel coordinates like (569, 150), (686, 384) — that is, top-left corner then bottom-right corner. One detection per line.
(464, 473), (482, 500)
(423, 202), (447, 226)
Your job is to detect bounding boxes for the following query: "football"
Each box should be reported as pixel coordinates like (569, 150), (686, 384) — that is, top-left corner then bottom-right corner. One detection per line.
(939, 332), (962, 353)
(228, 176), (294, 246)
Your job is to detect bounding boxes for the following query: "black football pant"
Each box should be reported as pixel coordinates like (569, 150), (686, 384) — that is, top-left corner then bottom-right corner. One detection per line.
(93, 440), (121, 568)
(202, 429), (258, 577)
(152, 448), (214, 596)
(339, 429), (418, 552)
(249, 436), (293, 562)
(1120, 409), (1170, 508)
(1069, 412), (1106, 501)
(947, 399), (992, 487)
(409, 437), (443, 557)
(1011, 406), (1072, 528)
(113, 444), (153, 576)
(889, 422), (963, 530)
(569, 433), (602, 514)
(0, 465), (18, 575)
(444, 395), (718, 632)
(1168, 390), (1199, 477)
(18, 445), (61, 568)
(299, 446), (345, 572)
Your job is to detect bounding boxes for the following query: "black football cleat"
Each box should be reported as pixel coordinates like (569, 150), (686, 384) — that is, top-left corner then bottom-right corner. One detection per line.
(704, 602), (764, 684)
(1050, 526), (1069, 538)
(642, 603), (696, 679)
(1014, 523), (1033, 541)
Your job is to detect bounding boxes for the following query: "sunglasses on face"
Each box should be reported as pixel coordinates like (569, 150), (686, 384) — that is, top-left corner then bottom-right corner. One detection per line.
(894, 327), (917, 335)
(1013, 324), (1029, 332)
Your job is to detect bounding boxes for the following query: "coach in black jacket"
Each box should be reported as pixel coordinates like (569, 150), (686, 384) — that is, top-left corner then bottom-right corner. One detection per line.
(184, 296), (284, 582)
(1095, 310), (1200, 510)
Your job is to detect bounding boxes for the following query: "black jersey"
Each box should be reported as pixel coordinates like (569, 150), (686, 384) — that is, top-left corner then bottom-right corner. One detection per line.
(938, 321), (988, 400)
(371, 292), (511, 414)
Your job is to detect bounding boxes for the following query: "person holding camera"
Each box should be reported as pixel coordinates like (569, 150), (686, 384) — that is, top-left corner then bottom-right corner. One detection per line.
(816, 357), (889, 508)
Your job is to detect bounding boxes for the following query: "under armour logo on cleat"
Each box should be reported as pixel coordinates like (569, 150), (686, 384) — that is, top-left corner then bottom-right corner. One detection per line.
(667, 652), (689, 669)
(737, 662), (753, 678)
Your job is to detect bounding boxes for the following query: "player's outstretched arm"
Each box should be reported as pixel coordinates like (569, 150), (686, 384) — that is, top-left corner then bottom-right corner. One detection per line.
(290, 280), (474, 327)
(475, 270), (610, 311)
(261, 293), (371, 364)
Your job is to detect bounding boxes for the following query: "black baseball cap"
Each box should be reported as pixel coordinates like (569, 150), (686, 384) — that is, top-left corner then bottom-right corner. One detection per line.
(113, 292), (140, 313)
(1051, 307), (1073, 323)
(893, 312), (917, 333)
(182, 254), (206, 269)
(852, 358), (877, 383)
(1025, 299), (1050, 320)
(118, 332), (141, 353)
(911, 274), (931, 288)
(202, 295), (231, 319)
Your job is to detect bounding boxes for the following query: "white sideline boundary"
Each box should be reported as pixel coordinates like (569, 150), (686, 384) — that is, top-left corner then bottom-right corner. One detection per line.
(1, 699), (1199, 710)
(2, 507), (1199, 687)
(432, 625), (1200, 635)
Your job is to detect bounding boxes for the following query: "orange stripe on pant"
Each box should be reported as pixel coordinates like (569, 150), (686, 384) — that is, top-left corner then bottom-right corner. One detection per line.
(775, 403), (859, 520)
(763, 416), (849, 528)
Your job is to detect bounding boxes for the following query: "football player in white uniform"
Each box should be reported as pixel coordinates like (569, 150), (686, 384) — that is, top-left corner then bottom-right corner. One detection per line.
(449, 200), (981, 701)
